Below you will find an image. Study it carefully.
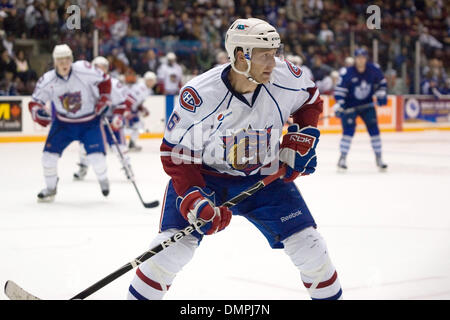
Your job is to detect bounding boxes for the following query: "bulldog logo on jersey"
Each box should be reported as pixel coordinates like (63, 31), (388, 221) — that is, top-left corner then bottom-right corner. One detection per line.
(222, 125), (273, 175)
(180, 86), (203, 112)
(59, 91), (82, 113)
(285, 59), (302, 78)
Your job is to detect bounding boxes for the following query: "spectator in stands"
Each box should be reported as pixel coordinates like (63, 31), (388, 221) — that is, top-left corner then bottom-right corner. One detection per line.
(137, 49), (160, 76)
(2, 7), (25, 38)
(1, 31), (14, 58)
(157, 52), (183, 95)
(285, 0), (303, 23)
(0, 48), (16, 80)
(2, 0), (447, 97)
(386, 69), (407, 95)
(0, 70), (17, 95)
(215, 50), (228, 66)
(318, 22), (334, 44)
(310, 54), (332, 82)
(420, 71), (440, 95)
(419, 26), (443, 50)
(438, 78), (450, 95)
(196, 41), (214, 73)
(24, 0), (44, 38)
(15, 49), (36, 84)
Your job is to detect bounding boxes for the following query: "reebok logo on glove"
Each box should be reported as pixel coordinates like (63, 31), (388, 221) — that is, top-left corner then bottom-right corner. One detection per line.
(289, 134), (316, 152)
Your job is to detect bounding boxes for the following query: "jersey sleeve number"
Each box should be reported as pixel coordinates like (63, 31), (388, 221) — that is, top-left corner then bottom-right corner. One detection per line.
(167, 112), (180, 131)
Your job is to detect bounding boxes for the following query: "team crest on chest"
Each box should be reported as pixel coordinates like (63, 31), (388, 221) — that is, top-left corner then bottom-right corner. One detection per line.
(59, 91), (82, 113)
(180, 86), (203, 112)
(285, 60), (302, 78)
(221, 125), (273, 175)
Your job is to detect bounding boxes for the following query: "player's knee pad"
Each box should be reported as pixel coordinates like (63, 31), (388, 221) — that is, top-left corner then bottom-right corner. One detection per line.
(86, 152), (107, 180)
(283, 227), (343, 300)
(42, 152), (59, 177)
(127, 228), (199, 300)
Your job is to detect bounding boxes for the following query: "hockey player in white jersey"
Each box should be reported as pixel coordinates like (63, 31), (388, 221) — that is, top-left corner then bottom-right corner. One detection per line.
(73, 56), (133, 180)
(125, 71), (155, 152)
(127, 18), (343, 300)
(29, 44), (112, 202)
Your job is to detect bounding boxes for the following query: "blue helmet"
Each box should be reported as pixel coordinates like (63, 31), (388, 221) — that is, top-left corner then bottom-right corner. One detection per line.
(354, 48), (368, 57)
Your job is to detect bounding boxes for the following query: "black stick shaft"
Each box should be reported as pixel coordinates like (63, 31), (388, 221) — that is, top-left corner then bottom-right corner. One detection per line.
(70, 167), (285, 300)
(319, 102), (375, 121)
(103, 117), (155, 208)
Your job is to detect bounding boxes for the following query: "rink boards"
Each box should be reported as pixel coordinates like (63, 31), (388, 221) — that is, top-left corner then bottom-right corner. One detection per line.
(0, 95), (449, 143)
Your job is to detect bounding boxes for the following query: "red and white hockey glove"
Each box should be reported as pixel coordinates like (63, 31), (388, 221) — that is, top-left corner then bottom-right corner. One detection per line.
(95, 94), (111, 116)
(110, 114), (124, 131)
(176, 187), (232, 235)
(138, 105), (149, 117)
(279, 124), (320, 182)
(29, 101), (51, 127)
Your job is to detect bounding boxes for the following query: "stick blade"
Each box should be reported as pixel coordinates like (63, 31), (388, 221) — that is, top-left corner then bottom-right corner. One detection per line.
(4, 281), (41, 300)
(144, 200), (159, 209)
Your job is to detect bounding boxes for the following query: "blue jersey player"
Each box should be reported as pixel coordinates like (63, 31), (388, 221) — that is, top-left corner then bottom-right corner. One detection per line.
(333, 48), (388, 171)
(127, 18), (343, 301)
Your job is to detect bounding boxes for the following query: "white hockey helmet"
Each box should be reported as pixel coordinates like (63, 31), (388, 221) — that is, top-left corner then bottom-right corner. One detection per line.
(52, 44), (73, 60)
(225, 18), (280, 83)
(143, 71), (157, 81)
(166, 52), (176, 61)
(92, 56), (109, 69)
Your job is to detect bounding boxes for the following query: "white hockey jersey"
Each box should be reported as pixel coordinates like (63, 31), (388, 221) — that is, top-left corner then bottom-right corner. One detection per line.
(104, 77), (128, 118)
(31, 60), (110, 123)
(157, 63), (183, 95)
(163, 58), (320, 177)
(127, 81), (153, 112)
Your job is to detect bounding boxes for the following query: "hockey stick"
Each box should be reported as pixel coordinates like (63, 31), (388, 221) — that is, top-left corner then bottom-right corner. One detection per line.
(4, 166), (286, 300)
(103, 116), (159, 209)
(319, 102), (375, 121)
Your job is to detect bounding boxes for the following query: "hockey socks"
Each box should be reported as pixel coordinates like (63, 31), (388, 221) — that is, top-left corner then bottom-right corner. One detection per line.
(339, 135), (353, 155)
(87, 152), (109, 196)
(42, 152), (59, 191)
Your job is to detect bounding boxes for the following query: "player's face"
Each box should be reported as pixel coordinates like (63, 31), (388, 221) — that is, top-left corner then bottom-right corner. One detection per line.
(145, 79), (156, 88)
(55, 57), (72, 77)
(355, 55), (367, 72)
(250, 48), (277, 83)
(94, 64), (108, 74)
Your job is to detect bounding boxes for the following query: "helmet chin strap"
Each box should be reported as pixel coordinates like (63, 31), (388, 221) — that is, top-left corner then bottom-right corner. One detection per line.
(231, 58), (261, 85)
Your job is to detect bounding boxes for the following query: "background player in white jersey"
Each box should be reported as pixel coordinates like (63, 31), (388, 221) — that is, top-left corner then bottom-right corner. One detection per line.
(127, 18), (343, 301)
(28, 44), (112, 202)
(125, 71), (155, 152)
(156, 52), (183, 95)
(73, 56), (133, 180)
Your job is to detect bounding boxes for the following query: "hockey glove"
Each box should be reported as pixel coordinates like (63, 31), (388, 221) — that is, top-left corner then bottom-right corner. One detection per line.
(110, 114), (124, 131)
(95, 94), (111, 116)
(138, 105), (150, 117)
(279, 124), (320, 182)
(29, 101), (51, 127)
(176, 187), (232, 235)
(376, 95), (387, 107)
(332, 103), (344, 118)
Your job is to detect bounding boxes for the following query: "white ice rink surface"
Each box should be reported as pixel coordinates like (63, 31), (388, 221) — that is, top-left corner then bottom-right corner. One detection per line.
(1, 130), (449, 300)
